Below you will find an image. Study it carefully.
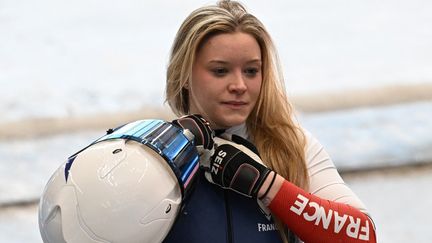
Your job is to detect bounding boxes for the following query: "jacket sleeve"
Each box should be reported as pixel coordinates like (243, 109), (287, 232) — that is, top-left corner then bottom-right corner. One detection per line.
(268, 180), (376, 242)
(267, 129), (376, 242)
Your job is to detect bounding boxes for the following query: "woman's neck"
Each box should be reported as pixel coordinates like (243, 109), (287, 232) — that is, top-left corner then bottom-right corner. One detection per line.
(224, 123), (249, 139)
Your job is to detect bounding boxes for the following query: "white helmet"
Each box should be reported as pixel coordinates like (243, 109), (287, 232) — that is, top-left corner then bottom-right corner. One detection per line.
(38, 119), (200, 243)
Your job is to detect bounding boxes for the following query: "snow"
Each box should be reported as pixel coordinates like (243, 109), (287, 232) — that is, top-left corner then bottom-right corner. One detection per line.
(345, 166), (432, 243)
(300, 101), (432, 171)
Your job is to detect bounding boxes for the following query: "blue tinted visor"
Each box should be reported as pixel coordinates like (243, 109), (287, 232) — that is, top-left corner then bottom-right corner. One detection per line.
(67, 119), (200, 198)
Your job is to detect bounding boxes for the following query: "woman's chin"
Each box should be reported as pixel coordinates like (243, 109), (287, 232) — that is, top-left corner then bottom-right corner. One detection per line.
(212, 115), (247, 129)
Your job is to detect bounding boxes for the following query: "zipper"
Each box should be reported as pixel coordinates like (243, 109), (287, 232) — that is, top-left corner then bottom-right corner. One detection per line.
(224, 190), (233, 243)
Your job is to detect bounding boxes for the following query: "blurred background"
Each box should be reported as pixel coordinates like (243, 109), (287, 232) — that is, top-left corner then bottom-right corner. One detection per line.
(1, 0), (431, 242)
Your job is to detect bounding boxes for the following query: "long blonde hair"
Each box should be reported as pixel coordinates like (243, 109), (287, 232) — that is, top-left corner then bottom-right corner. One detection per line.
(166, 1), (308, 242)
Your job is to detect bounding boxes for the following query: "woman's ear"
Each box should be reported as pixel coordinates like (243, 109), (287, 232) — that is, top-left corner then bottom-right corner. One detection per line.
(183, 82), (189, 90)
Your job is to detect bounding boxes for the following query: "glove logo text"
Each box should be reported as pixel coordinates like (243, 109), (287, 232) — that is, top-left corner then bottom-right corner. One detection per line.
(211, 150), (227, 175)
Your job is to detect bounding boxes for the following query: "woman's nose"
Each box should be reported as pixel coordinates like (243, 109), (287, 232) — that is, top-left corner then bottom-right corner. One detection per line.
(228, 71), (247, 93)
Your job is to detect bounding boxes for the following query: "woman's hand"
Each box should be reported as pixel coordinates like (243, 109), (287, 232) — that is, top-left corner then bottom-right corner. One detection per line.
(172, 114), (215, 161)
(201, 134), (276, 199)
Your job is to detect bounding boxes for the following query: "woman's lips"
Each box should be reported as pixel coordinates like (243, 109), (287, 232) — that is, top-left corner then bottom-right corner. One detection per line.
(221, 101), (248, 109)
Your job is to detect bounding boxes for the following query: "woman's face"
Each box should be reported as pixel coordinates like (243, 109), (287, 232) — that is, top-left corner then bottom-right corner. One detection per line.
(188, 32), (262, 129)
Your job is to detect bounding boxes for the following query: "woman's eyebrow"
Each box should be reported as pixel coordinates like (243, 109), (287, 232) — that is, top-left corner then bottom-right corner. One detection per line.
(208, 60), (229, 64)
(246, 59), (262, 64)
(208, 59), (262, 64)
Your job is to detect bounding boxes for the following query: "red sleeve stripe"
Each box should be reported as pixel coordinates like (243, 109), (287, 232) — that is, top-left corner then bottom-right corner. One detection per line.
(268, 181), (377, 243)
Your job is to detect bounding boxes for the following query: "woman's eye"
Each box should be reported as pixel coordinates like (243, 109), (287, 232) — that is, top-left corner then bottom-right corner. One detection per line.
(244, 67), (259, 76)
(212, 68), (228, 76)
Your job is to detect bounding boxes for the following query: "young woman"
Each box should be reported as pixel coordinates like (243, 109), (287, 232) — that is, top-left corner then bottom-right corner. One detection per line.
(165, 1), (377, 242)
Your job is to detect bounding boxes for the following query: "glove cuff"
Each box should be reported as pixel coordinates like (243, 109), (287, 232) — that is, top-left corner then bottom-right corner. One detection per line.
(258, 171), (277, 200)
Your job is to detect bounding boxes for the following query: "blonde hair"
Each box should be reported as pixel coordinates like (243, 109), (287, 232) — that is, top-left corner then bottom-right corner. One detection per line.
(166, 1), (308, 242)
